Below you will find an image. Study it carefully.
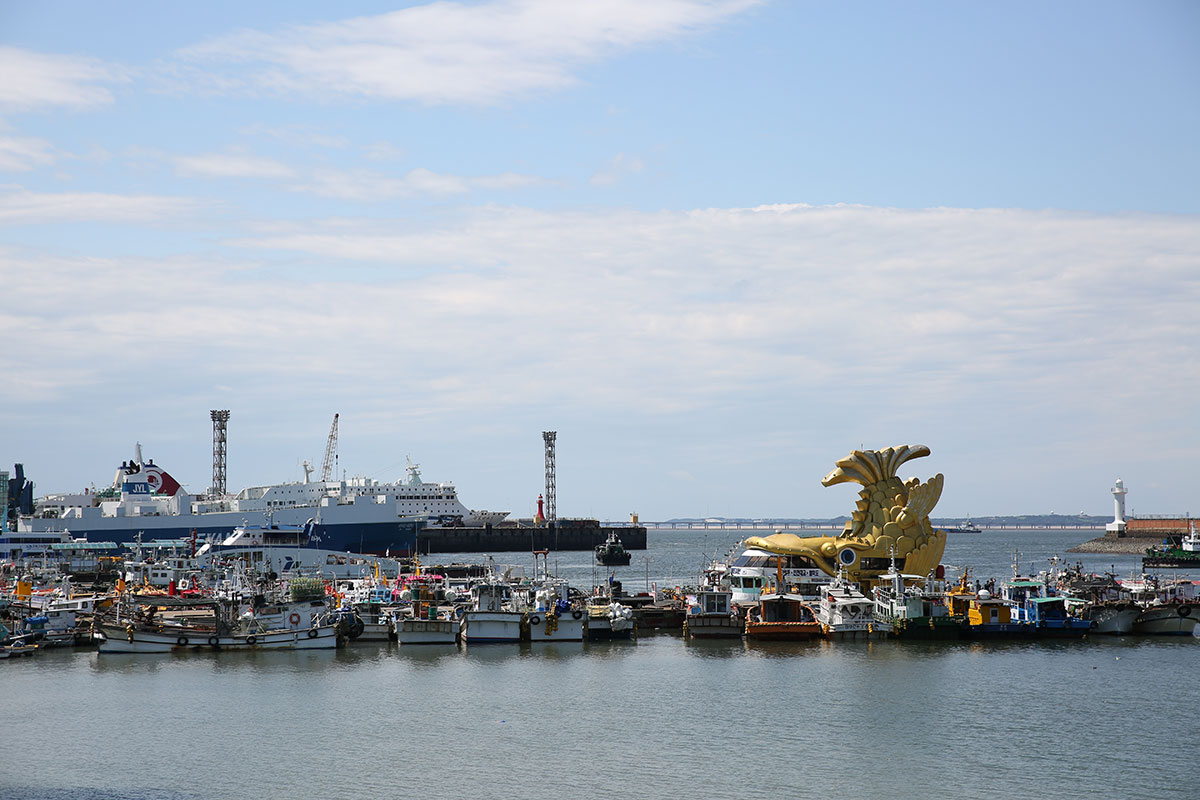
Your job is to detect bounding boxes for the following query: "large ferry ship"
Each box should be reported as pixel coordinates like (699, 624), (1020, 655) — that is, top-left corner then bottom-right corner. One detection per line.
(18, 447), (508, 555)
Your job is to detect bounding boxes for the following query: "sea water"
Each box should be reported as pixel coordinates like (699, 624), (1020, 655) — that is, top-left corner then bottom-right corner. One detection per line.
(2, 528), (1197, 799)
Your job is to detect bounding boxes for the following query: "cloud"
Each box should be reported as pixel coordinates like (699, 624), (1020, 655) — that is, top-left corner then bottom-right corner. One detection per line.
(0, 186), (204, 224)
(590, 153), (645, 186)
(0, 46), (126, 111)
(290, 166), (546, 200)
(0, 136), (56, 172)
(3, 203), (1196, 516)
(174, 153), (297, 179)
(175, 0), (762, 105)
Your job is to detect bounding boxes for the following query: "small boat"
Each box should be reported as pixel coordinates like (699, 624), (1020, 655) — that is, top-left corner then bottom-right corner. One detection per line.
(460, 581), (523, 644)
(95, 594), (340, 653)
(522, 575), (585, 642)
(390, 575), (459, 644)
(683, 589), (742, 639)
(584, 597), (634, 641)
(1125, 576), (1199, 635)
(945, 574), (1032, 637)
(872, 564), (963, 639)
(1002, 579), (1090, 637)
(745, 591), (821, 640)
(814, 572), (878, 639)
(1142, 522), (1200, 568)
(594, 532), (632, 566)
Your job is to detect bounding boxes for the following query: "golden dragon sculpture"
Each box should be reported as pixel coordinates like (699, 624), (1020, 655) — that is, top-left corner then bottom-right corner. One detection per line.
(745, 445), (947, 584)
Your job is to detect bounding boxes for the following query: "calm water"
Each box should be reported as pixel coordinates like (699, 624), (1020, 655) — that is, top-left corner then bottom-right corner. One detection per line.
(2, 528), (1197, 799)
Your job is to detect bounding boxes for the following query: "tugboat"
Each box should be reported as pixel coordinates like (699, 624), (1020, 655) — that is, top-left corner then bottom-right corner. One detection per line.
(594, 532), (632, 566)
(1142, 522), (1200, 568)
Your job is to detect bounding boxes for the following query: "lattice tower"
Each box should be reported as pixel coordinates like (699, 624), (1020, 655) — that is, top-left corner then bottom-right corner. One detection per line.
(542, 431), (557, 522)
(211, 409), (230, 497)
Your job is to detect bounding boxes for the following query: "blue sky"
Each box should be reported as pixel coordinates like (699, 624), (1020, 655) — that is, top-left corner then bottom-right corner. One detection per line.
(1, 1), (1197, 521)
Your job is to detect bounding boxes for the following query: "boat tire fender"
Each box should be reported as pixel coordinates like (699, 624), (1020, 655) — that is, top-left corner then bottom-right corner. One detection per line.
(572, 609), (583, 620)
(529, 614), (541, 626)
(1178, 604), (1192, 618)
(208, 635), (220, 647)
(176, 635), (189, 647)
(307, 628), (319, 639)
(289, 613), (301, 625)
(246, 635), (257, 646)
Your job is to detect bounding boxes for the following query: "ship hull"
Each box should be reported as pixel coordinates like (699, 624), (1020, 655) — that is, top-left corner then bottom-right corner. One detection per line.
(23, 513), (418, 556)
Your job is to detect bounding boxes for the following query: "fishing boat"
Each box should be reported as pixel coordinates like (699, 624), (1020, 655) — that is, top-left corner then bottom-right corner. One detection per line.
(1124, 576), (1199, 635)
(872, 564), (963, 639)
(392, 575), (459, 644)
(459, 580), (523, 644)
(945, 574), (1032, 637)
(745, 591), (821, 640)
(584, 596), (634, 640)
(683, 589), (742, 639)
(814, 571), (878, 639)
(521, 567), (585, 642)
(594, 532), (632, 566)
(1142, 522), (1200, 568)
(94, 594), (340, 653)
(1002, 579), (1090, 637)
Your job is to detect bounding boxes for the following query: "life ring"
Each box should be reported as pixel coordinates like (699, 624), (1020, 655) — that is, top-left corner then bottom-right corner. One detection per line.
(289, 613), (301, 626)
(246, 635), (257, 646)
(208, 635), (220, 647)
(1178, 604), (1192, 618)
(307, 628), (319, 639)
(572, 609), (583, 620)
(176, 635), (189, 647)
(529, 614), (541, 626)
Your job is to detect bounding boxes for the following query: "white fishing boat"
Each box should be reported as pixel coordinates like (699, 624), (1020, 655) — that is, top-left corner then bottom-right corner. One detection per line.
(815, 572), (878, 639)
(522, 580), (585, 642)
(392, 575), (458, 644)
(95, 594), (339, 653)
(460, 581), (523, 644)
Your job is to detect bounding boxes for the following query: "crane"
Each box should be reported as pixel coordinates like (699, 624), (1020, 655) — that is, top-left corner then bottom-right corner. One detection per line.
(321, 413), (339, 482)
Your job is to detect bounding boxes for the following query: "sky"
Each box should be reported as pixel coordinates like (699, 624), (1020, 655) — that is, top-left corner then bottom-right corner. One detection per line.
(1, 0), (1198, 522)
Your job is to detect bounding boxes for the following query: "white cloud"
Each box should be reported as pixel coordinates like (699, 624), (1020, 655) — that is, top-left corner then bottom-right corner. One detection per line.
(0, 187), (204, 224)
(176, 0), (762, 105)
(174, 153), (297, 179)
(290, 166), (546, 200)
(0, 46), (125, 111)
(590, 153), (645, 186)
(2, 203), (1196, 517)
(0, 136), (56, 172)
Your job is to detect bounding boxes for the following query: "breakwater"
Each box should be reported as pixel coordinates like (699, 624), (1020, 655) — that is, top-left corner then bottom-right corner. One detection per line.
(418, 519), (646, 553)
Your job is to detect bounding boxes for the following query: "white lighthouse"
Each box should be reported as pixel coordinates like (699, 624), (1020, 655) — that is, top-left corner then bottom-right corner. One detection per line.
(1106, 478), (1128, 536)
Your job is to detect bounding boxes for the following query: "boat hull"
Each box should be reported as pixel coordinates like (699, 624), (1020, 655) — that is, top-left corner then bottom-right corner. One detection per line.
(1083, 604), (1138, 635)
(395, 618), (458, 645)
(745, 621), (821, 640)
(525, 612), (584, 642)
(97, 624), (339, 653)
(460, 611), (523, 643)
(684, 614), (743, 639)
(1132, 605), (1199, 635)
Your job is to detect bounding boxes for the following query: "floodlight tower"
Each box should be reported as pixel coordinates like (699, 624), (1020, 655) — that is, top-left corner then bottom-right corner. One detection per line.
(542, 431), (557, 523)
(211, 409), (230, 497)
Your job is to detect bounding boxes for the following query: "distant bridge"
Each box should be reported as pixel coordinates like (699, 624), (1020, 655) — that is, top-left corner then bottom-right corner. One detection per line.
(609, 521), (1105, 531)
